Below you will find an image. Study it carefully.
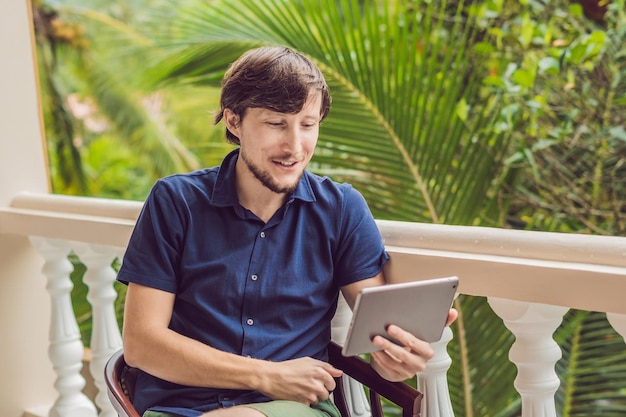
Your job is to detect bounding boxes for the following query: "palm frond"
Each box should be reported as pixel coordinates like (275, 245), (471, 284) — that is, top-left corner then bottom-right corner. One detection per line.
(147, 0), (512, 225)
(556, 310), (626, 416)
(448, 295), (519, 416)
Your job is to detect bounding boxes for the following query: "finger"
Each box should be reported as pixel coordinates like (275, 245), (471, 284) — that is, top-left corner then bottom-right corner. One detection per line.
(446, 308), (458, 326)
(319, 368), (339, 392)
(309, 361), (340, 393)
(372, 335), (404, 362)
(324, 377), (336, 393)
(370, 350), (411, 380)
(386, 325), (433, 356)
(313, 380), (331, 402)
(320, 388), (331, 401)
(374, 335), (430, 371)
(373, 332), (434, 374)
(319, 361), (344, 378)
(372, 341), (430, 378)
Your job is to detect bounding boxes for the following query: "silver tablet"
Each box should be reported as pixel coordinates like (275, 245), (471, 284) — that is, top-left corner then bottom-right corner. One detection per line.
(341, 276), (459, 357)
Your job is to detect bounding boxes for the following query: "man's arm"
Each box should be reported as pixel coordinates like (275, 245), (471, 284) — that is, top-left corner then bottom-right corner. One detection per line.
(122, 282), (342, 405)
(341, 273), (457, 382)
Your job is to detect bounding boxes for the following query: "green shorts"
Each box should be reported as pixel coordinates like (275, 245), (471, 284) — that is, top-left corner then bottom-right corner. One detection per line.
(246, 399), (340, 417)
(143, 399), (340, 417)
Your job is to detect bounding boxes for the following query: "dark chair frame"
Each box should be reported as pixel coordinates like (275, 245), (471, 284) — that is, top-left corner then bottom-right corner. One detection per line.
(105, 342), (422, 417)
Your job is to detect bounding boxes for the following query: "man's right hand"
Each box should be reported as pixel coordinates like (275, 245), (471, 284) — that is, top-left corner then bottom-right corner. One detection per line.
(256, 357), (343, 405)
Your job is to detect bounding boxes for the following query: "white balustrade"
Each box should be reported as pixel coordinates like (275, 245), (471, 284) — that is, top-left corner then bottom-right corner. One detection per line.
(488, 298), (568, 417)
(31, 237), (98, 417)
(332, 294), (372, 417)
(340, 376), (372, 417)
(418, 326), (455, 417)
(5, 196), (624, 417)
(74, 243), (124, 417)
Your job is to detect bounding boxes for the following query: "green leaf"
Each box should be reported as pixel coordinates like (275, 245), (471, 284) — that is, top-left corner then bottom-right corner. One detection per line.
(538, 56), (560, 75)
(609, 126), (626, 142)
(456, 98), (469, 122)
(512, 68), (535, 88)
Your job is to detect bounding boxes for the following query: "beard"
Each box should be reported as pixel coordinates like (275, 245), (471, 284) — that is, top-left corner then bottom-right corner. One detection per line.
(240, 149), (302, 194)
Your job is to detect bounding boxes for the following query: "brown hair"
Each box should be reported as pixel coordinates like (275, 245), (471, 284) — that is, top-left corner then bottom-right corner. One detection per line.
(214, 46), (331, 145)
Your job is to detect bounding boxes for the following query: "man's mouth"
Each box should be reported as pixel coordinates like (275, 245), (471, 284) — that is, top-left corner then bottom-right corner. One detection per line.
(274, 160), (297, 167)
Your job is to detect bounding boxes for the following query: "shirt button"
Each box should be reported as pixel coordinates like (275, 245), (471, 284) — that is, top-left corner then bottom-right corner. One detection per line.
(251, 274), (258, 281)
(247, 318), (254, 325)
(260, 232), (266, 238)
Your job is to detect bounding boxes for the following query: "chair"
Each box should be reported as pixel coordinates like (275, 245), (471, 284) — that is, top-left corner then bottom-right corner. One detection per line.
(105, 341), (423, 417)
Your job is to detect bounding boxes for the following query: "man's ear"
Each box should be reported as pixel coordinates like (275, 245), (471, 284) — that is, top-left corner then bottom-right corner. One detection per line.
(223, 109), (241, 135)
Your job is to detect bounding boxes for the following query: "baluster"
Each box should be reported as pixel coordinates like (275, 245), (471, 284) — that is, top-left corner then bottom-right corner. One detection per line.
(30, 237), (97, 417)
(488, 298), (568, 417)
(74, 243), (123, 417)
(418, 326), (455, 417)
(332, 295), (371, 417)
(607, 313), (626, 342)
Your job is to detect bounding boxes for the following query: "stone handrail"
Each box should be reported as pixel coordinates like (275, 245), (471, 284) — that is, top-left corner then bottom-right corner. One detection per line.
(1, 191), (625, 417)
(379, 220), (626, 315)
(4, 192), (626, 313)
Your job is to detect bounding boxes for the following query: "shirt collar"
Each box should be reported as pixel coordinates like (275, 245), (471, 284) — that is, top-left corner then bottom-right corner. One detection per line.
(210, 148), (316, 207)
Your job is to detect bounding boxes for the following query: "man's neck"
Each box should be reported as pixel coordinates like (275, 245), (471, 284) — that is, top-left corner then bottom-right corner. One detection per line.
(238, 188), (287, 223)
(236, 169), (289, 224)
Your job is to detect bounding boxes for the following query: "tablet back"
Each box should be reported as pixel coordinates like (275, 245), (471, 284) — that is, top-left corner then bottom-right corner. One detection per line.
(341, 276), (459, 356)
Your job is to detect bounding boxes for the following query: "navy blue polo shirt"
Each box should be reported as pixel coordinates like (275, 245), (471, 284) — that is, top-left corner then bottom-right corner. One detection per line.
(117, 149), (389, 416)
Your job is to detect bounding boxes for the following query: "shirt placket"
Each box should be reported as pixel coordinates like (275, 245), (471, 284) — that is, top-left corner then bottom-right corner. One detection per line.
(240, 227), (268, 357)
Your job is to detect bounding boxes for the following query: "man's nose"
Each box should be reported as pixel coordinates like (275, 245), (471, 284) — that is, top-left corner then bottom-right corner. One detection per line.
(282, 126), (304, 152)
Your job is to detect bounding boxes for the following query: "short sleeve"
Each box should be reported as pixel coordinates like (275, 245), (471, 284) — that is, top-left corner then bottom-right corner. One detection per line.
(116, 179), (185, 293)
(333, 185), (389, 286)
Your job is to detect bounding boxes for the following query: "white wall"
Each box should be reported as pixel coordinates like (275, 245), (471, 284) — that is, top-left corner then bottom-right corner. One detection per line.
(0, 1), (57, 416)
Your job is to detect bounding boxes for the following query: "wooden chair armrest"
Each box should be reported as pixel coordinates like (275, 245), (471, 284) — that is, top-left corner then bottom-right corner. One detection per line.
(104, 349), (142, 417)
(327, 341), (423, 417)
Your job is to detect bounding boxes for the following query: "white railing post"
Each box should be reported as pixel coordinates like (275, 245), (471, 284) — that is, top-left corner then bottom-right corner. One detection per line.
(607, 313), (626, 342)
(31, 237), (97, 417)
(332, 295), (372, 417)
(418, 326), (455, 417)
(74, 243), (124, 417)
(488, 298), (568, 417)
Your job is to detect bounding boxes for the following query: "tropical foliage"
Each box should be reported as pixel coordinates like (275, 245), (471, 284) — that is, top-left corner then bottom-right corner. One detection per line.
(483, 0), (626, 236)
(32, 0), (229, 199)
(32, 0), (626, 416)
(147, 0), (512, 225)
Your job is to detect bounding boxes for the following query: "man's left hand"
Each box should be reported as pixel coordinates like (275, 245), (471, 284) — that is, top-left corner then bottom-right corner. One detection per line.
(370, 308), (458, 381)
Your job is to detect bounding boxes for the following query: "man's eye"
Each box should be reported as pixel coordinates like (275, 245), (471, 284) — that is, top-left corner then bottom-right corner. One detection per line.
(267, 122), (283, 127)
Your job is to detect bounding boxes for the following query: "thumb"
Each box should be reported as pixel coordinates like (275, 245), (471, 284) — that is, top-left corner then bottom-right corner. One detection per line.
(446, 308), (458, 326)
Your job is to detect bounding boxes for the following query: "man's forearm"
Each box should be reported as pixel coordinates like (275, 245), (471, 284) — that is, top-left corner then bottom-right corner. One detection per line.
(123, 326), (268, 391)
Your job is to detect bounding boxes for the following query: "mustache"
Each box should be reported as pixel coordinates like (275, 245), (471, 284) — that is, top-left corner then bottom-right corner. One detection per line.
(271, 152), (305, 160)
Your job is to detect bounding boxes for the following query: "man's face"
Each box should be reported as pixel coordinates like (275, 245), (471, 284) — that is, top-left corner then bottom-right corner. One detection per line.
(226, 93), (322, 194)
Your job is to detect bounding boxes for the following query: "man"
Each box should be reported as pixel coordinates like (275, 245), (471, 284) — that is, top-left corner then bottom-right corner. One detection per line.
(118, 46), (456, 417)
